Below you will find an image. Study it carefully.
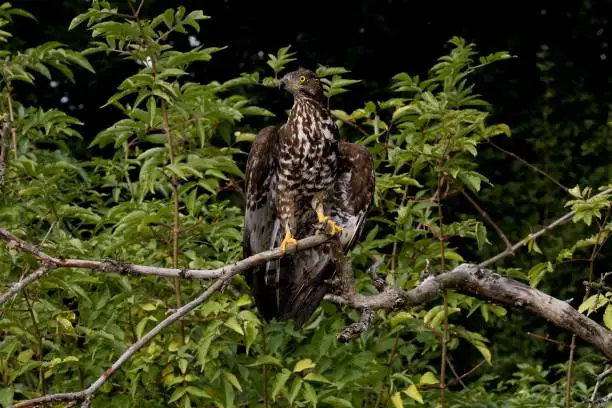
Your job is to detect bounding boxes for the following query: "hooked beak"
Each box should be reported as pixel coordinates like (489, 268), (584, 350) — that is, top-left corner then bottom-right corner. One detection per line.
(278, 74), (294, 93)
(278, 74), (288, 89)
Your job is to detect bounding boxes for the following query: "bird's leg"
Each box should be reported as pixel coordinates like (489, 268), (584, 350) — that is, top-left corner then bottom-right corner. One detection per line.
(279, 194), (298, 253)
(312, 192), (343, 236)
(280, 222), (298, 253)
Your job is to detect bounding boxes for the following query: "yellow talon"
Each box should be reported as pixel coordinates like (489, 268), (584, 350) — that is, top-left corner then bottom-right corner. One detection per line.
(280, 231), (298, 253)
(326, 219), (343, 235)
(316, 210), (343, 236)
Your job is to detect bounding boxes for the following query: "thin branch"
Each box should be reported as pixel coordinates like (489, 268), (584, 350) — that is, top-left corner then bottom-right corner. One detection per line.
(0, 264), (54, 307)
(479, 187), (612, 267)
(527, 332), (570, 348)
(0, 227), (331, 305)
(332, 112), (370, 138)
(161, 101), (185, 345)
(0, 121), (9, 186)
(488, 139), (568, 191)
(445, 357), (467, 389)
(460, 188), (513, 252)
(336, 308), (374, 342)
(12, 257), (243, 408)
(565, 334), (576, 408)
(6, 83), (18, 159)
(590, 365), (612, 406)
(447, 359), (486, 388)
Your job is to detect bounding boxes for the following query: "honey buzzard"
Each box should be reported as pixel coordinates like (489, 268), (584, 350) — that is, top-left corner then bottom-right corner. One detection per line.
(243, 68), (375, 329)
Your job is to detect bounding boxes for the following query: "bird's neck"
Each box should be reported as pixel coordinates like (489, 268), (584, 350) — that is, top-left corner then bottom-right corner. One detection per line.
(289, 96), (330, 121)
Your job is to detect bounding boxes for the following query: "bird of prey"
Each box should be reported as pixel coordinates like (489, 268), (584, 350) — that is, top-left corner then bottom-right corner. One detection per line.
(243, 68), (375, 329)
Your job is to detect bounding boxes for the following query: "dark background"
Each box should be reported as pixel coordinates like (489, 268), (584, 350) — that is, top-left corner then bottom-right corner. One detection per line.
(10, 0), (610, 144)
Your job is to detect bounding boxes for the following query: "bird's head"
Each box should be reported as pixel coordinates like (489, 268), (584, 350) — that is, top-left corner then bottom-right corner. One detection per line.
(279, 68), (325, 104)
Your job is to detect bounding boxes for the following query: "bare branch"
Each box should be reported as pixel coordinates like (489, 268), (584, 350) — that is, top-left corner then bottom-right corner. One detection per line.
(0, 121), (9, 187)
(0, 227), (331, 305)
(0, 264), (54, 307)
(479, 187), (612, 267)
(488, 139), (568, 191)
(329, 260), (612, 360)
(590, 365), (612, 406)
(460, 188), (513, 252)
(336, 308), (374, 342)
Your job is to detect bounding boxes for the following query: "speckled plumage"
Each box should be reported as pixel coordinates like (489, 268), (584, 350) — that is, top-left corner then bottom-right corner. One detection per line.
(243, 68), (375, 329)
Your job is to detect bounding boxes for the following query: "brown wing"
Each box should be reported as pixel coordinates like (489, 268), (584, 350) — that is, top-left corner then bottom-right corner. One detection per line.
(243, 126), (283, 320)
(331, 141), (376, 250)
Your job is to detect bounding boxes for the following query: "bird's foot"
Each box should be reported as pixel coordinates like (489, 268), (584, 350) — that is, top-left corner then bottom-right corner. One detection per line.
(280, 231), (297, 253)
(316, 211), (343, 236)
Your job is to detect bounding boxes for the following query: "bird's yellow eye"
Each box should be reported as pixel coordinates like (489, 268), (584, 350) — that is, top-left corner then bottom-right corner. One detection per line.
(298, 75), (307, 83)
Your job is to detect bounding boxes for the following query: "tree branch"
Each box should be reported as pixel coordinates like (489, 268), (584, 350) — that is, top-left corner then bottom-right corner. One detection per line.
(0, 264), (53, 306)
(329, 260), (612, 359)
(0, 121), (9, 187)
(460, 188), (513, 252)
(488, 139), (568, 192)
(0, 227), (331, 306)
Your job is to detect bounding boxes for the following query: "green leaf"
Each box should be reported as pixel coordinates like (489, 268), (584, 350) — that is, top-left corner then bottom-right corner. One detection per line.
(578, 294), (609, 315)
(604, 305), (612, 330)
(247, 355), (283, 367)
(527, 262), (553, 288)
(185, 386), (211, 399)
(390, 392), (403, 408)
(302, 382), (318, 406)
(223, 376), (235, 408)
(320, 396), (354, 408)
(419, 372), (439, 385)
(303, 373), (332, 384)
(568, 185), (582, 198)
(0, 385), (14, 407)
(403, 384), (424, 404)
(223, 371), (243, 392)
(17, 349), (34, 364)
(293, 358), (315, 372)
(240, 106), (275, 117)
(178, 359), (188, 375)
(224, 316), (244, 335)
(272, 369), (292, 400)
(147, 96), (157, 128)
(475, 342), (492, 364)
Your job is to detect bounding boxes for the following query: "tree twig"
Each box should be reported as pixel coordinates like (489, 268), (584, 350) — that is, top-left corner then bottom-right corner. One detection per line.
(488, 139), (568, 191)
(6, 83), (18, 159)
(0, 264), (54, 307)
(445, 357), (467, 389)
(479, 187), (612, 267)
(161, 100), (186, 345)
(336, 308), (374, 342)
(460, 188), (513, 252)
(0, 121), (9, 187)
(590, 365), (612, 406)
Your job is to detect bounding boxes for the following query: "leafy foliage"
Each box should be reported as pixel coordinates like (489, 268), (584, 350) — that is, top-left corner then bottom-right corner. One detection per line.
(1, 1), (611, 407)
